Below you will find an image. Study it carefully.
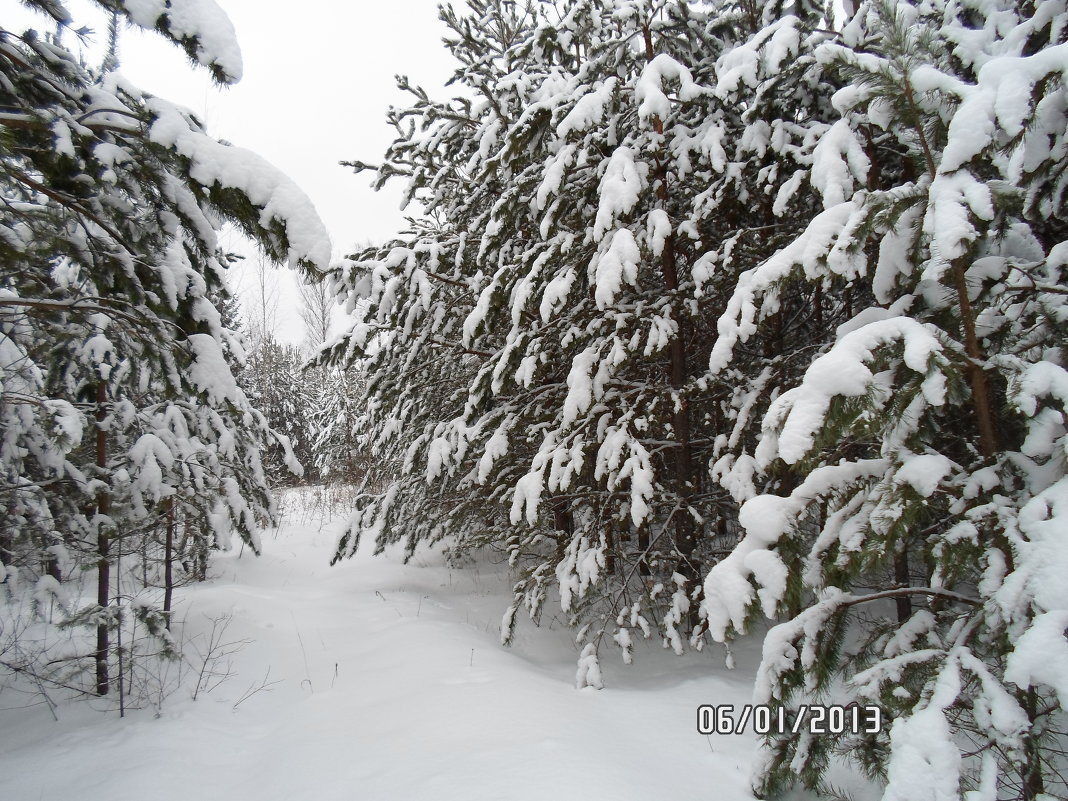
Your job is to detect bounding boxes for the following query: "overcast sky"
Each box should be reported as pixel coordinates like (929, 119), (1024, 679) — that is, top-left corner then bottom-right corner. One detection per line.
(14, 0), (461, 343)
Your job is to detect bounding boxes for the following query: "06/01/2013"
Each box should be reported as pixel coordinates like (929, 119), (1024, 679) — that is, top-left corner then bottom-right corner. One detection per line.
(696, 704), (883, 736)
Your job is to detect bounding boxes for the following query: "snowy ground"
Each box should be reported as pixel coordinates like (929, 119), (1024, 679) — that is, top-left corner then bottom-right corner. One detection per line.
(0, 489), (765, 801)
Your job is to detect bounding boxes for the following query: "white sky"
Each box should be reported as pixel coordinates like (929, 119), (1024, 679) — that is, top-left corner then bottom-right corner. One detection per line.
(12, 0), (461, 344)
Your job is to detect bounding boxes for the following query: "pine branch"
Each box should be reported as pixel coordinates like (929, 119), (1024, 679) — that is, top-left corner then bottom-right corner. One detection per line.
(9, 169), (138, 254)
(0, 296), (150, 328)
(838, 586), (979, 608)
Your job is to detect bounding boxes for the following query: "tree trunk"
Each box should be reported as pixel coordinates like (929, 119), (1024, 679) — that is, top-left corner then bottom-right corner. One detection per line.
(637, 523), (651, 579)
(163, 496), (175, 630)
(642, 24), (697, 581)
(950, 256), (999, 459)
(95, 380), (110, 697)
(1020, 687), (1045, 801)
(604, 519), (616, 575)
(45, 539), (61, 583)
(813, 281), (823, 335)
(894, 547), (912, 623)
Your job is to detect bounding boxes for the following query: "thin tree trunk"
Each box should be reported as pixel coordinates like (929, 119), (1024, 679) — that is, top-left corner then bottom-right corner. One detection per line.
(45, 542), (61, 583)
(1020, 687), (1045, 801)
(116, 553), (124, 718)
(642, 24), (697, 580)
(813, 281), (823, 334)
(164, 497), (175, 629)
(950, 256), (999, 459)
(894, 547), (912, 623)
(637, 523), (651, 579)
(902, 72), (999, 459)
(95, 380), (110, 697)
(604, 519), (616, 575)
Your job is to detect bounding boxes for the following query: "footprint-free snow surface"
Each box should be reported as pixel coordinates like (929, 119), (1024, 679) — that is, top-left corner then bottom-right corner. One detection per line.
(0, 489), (761, 800)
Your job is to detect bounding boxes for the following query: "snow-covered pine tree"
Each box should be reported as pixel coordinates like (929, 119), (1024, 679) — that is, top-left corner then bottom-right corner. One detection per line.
(703, 1), (1068, 797)
(1, 0), (328, 697)
(299, 273), (369, 487)
(240, 335), (316, 486)
(327, 0), (839, 681)
(308, 365), (367, 486)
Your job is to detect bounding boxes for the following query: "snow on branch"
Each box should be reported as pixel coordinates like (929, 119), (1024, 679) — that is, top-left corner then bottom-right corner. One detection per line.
(146, 99), (332, 274)
(715, 15), (802, 97)
(772, 316), (947, 464)
(707, 199), (864, 375)
(635, 53), (705, 120)
(702, 459), (887, 642)
(119, 0), (243, 83)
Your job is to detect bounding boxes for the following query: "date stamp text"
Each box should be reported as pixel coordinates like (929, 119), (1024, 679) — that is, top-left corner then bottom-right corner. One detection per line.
(696, 704), (883, 736)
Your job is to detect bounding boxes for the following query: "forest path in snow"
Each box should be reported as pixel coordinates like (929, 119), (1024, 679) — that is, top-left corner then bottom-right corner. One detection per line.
(0, 489), (759, 801)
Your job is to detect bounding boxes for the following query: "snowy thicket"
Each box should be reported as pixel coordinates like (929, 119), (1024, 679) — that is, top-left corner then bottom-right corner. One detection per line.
(327, 0), (847, 689)
(331, 0), (1068, 798)
(240, 332), (367, 487)
(0, 0), (328, 699)
(700, 1), (1068, 798)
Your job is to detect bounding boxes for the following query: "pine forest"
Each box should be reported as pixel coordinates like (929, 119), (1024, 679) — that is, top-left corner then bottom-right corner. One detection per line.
(1, 1), (1066, 800)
